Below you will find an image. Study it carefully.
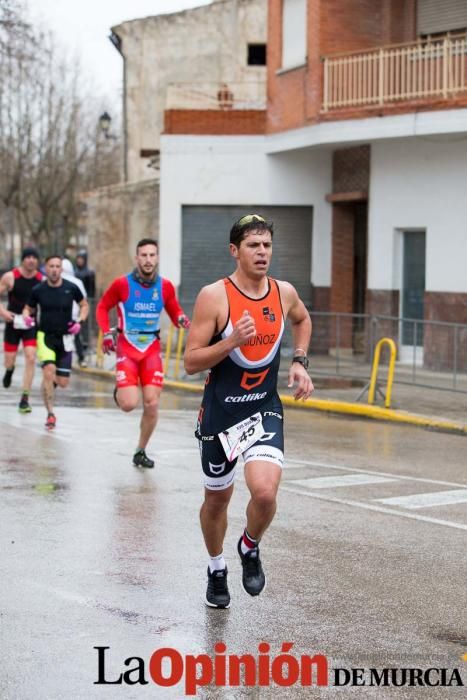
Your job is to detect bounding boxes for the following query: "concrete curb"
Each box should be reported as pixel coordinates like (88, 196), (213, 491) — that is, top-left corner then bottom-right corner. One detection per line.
(77, 367), (467, 436)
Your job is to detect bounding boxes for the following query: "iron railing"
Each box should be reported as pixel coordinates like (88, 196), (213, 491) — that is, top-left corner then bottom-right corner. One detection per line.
(308, 312), (467, 394)
(322, 33), (467, 111)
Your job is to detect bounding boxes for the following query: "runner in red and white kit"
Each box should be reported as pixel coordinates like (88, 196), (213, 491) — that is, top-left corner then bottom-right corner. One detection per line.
(185, 214), (314, 608)
(0, 247), (44, 413)
(96, 238), (190, 468)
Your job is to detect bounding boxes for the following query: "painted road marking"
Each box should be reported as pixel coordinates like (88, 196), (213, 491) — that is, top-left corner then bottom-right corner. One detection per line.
(286, 458), (467, 490)
(376, 489), (467, 509)
(281, 486), (467, 532)
(292, 474), (398, 489)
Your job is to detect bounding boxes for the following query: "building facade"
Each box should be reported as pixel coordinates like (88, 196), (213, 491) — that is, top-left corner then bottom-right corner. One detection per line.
(160, 0), (467, 368)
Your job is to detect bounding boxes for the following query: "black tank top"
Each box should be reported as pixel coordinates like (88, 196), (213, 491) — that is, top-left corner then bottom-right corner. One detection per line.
(7, 268), (43, 314)
(199, 277), (284, 434)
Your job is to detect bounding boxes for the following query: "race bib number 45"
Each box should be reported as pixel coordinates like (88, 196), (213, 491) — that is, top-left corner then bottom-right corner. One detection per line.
(218, 412), (265, 462)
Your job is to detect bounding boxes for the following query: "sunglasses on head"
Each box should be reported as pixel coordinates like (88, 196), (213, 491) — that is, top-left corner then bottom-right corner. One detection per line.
(237, 214), (265, 226)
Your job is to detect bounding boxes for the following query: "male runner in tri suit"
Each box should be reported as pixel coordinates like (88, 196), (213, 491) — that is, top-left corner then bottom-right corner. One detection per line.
(23, 255), (89, 429)
(96, 238), (190, 469)
(184, 214), (314, 608)
(0, 247), (44, 413)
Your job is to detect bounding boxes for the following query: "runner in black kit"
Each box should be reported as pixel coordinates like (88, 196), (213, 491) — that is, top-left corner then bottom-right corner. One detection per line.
(0, 247), (44, 412)
(184, 214), (314, 608)
(23, 255), (89, 429)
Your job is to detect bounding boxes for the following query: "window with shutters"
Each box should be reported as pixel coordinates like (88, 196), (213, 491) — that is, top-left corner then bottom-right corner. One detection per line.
(417, 0), (467, 36)
(281, 0), (307, 70)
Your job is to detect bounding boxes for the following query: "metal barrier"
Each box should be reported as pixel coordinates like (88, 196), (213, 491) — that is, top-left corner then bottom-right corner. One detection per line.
(309, 312), (467, 394)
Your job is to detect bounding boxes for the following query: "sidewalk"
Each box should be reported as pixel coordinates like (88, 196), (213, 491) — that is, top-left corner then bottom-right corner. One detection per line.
(80, 352), (467, 435)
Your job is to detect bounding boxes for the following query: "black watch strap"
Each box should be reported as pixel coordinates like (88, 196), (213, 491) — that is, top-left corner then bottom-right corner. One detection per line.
(292, 355), (309, 370)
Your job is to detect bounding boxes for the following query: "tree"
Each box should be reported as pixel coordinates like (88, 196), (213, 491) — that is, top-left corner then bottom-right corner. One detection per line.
(0, 0), (121, 264)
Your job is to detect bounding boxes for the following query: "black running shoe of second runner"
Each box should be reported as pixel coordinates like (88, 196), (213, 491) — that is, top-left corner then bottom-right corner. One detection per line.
(205, 567), (230, 609)
(133, 448), (154, 468)
(18, 394), (32, 413)
(237, 537), (266, 596)
(3, 367), (14, 388)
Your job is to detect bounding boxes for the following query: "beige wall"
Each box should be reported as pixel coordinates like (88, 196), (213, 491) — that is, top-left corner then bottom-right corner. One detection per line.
(113, 0), (267, 182)
(82, 179), (159, 293)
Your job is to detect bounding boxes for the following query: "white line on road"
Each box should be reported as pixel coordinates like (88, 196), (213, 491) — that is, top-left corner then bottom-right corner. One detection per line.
(281, 486), (467, 532)
(376, 489), (467, 509)
(292, 474), (397, 489)
(286, 458), (467, 490)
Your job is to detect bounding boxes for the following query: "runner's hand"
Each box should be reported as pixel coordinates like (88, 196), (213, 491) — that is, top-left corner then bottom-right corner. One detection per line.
(231, 310), (256, 347)
(23, 315), (35, 328)
(2, 310), (15, 323)
(102, 333), (116, 354)
(288, 363), (314, 401)
(67, 321), (81, 335)
(177, 314), (191, 329)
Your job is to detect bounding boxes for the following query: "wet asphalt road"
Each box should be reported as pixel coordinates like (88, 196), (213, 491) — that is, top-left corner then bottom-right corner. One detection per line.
(1, 372), (466, 699)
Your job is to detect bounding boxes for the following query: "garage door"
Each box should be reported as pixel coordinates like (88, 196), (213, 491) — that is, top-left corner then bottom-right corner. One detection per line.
(180, 205), (313, 314)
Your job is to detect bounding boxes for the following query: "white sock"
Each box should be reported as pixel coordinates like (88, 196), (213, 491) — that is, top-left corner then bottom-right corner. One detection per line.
(208, 552), (226, 573)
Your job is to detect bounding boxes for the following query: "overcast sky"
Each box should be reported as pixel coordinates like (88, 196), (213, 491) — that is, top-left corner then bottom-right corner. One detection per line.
(29, 1), (212, 110)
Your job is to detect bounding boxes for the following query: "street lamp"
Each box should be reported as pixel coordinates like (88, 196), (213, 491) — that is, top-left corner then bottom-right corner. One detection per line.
(98, 111), (117, 140)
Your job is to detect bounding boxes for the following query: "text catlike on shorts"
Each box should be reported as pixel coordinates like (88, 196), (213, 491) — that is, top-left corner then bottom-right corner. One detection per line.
(197, 401), (284, 491)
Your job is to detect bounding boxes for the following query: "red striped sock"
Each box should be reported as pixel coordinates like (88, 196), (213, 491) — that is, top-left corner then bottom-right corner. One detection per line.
(242, 529), (259, 553)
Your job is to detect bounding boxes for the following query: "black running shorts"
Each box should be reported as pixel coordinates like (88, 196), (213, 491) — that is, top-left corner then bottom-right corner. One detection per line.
(197, 399), (284, 491)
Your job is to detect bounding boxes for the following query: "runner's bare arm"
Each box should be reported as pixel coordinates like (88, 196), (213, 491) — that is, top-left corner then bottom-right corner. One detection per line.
(278, 281), (314, 400)
(77, 297), (89, 322)
(0, 271), (14, 321)
(184, 283), (256, 374)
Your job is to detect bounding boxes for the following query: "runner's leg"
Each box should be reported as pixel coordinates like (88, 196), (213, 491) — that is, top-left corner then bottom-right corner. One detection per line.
(22, 345), (36, 393)
(200, 485), (234, 556)
(138, 384), (162, 450)
(243, 461), (282, 541)
(42, 363), (56, 414)
(4, 349), (17, 371)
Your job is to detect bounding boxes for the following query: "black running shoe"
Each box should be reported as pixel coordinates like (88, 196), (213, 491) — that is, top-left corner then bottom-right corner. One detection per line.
(237, 537), (265, 596)
(205, 567), (230, 609)
(18, 394), (32, 413)
(3, 367), (14, 388)
(133, 449), (154, 468)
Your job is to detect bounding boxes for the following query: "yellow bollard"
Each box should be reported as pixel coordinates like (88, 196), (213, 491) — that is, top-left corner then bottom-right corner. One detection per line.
(368, 337), (397, 408)
(96, 330), (104, 369)
(164, 324), (174, 376)
(174, 328), (185, 380)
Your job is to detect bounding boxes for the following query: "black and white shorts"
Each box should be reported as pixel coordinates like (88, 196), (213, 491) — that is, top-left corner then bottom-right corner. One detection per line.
(196, 400), (284, 491)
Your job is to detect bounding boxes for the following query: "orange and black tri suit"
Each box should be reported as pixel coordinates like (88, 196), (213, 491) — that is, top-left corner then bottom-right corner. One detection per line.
(197, 277), (285, 490)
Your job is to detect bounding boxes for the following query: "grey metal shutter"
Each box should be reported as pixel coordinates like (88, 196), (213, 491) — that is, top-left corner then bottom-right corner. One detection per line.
(180, 205), (313, 317)
(417, 0), (467, 35)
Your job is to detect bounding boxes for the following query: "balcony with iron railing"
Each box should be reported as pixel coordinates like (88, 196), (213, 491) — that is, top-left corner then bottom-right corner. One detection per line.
(322, 33), (467, 112)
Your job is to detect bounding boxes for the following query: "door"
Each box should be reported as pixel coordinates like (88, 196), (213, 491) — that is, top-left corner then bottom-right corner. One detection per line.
(400, 231), (426, 363)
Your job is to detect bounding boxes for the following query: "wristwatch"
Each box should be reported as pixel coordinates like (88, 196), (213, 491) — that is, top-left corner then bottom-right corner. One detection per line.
(292, 355), (309, 370)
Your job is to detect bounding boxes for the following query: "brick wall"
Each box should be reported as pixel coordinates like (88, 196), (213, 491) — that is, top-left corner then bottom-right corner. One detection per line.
(82, 180), (159, 294)
(329, 204), (354, 348)
(424, 292), (467, 371)
(333, 146), (370, 193)
(267, 0), (418, 134)
(164, 109), (266, 135)
(310, 286), (331, 354)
